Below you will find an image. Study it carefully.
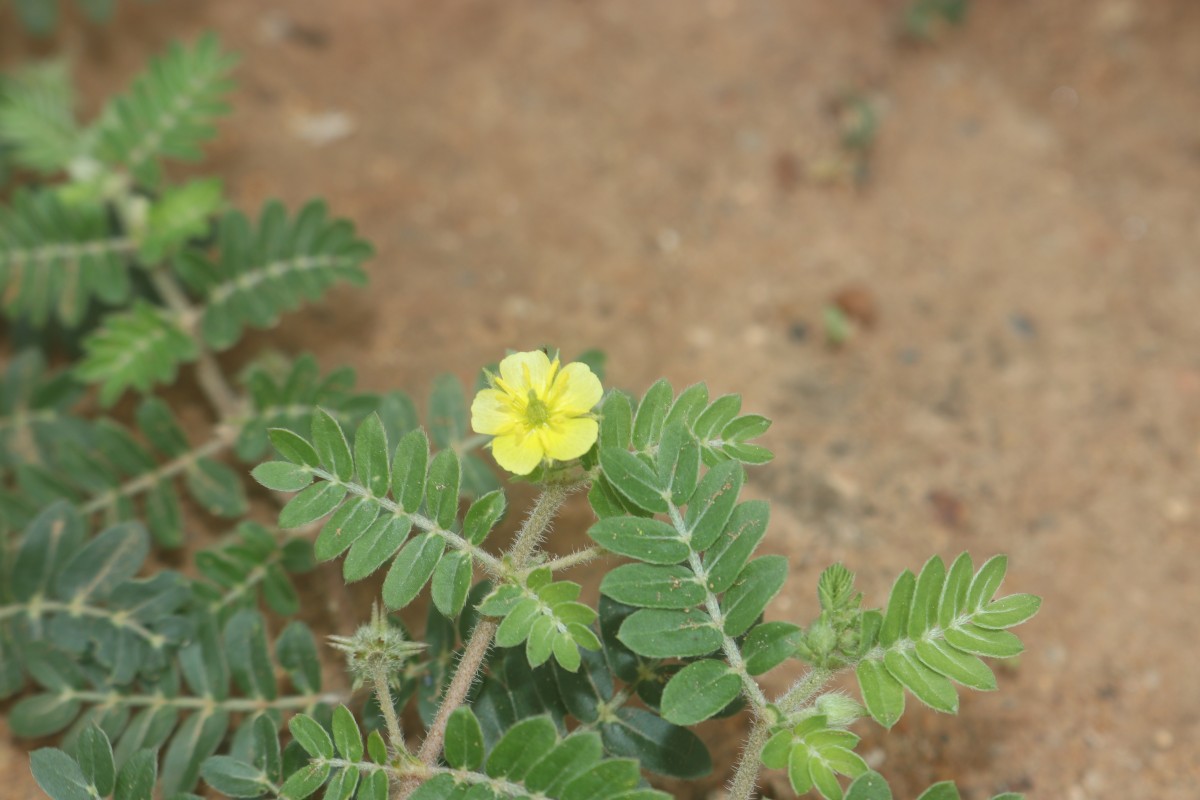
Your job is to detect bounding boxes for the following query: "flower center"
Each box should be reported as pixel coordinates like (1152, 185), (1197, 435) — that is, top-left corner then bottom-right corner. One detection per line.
(525, 390), (552, 427)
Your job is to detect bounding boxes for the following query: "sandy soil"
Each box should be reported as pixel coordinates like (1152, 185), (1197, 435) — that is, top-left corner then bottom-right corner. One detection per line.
(3, 1), (1199, 797)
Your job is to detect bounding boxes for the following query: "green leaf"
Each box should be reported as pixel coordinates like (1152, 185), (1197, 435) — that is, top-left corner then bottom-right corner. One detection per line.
(73, 726), (116, 797)
(278, 481), (346, 528)
(314, 497), (379, 561)
(252, 461), (314, 492)
(663, 383), (710, 431)
(588, 516), (687, 565)
(344, 515), (411, 582)
(632, 379), (672, 450)
(845, 772), (893, 800)
(463, 490), (506, 546)
(884, 649), (958, 713)
(562, 759), (641, 800)
(486, 716), (558, 780)
(94, 33), (237, 184)
(428, 373), (469, 450)
(973, 593), (1041, 629)
(915, 783), (962, 800)
(426, 449), (461, 530)
(114, 748), (157, 800)
(656, 422), (699, 506)
(11, 692), (80, 737)
(139, 178), (224, 262)
(600, 563), (704, 609)
(879, 570), (916, 648)
(30, 748), (92, 800)
(332, 705), (363, 761)
(381, 531), (445, 608)
(431, 550), (473, 617)
(856, 659), (904, 729)
(0, 189), (134, 328)
(600, 706), (712, 780)
(908, 556), (946, 640)
(269, 428), (321, 468)
(77, 300), (199, 407)
(160, 709), (229, 795)
(444, 706), (484, 770)
(200, 756), (269, 797)
(324, 768), (360, 800)
(742, 621), (803, 675)
(225, 610), (277, 699)
(720, 555), (787, 636)
(312, 408), (354, 482)
(938, 553), (973, 629)
(278, 762), (330, 800)
(55, 521), (147, 602)
(942, 624), (1023, 659)
(618, 608), (722, 658)
(598, 391), (633, 450)
(0, 61), (81, 173)
(702, 500), (769, 593)
(693, 394), (741, 442)
(354, 413), (391, 498)
(599, 448), (667, 514)
(967, 555), (1008, 611)
(288, 714), (334, 759)
(277, 621), (323, 694)
(524, 733), (603, 794)
(391, 429), (428, 513)
(661, 660), (741, 725)
(685, 460), (743, 551)
(914, 639), (996, 691)
(186, 457), (247, 517)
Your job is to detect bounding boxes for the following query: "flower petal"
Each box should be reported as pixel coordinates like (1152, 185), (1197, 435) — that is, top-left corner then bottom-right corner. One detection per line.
(540, 417), (599, 461)
(498, 350), (553, 395)
(550, 362), (603, 415)
(491, 432), (545, 475)
(471, 389), (518, 436)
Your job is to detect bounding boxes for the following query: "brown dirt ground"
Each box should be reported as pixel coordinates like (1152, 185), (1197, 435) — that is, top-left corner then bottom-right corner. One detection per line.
(3, 1), (1200, 798)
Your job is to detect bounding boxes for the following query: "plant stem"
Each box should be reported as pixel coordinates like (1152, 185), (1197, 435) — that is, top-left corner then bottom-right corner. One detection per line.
(777, 667), (832, 714)
(148, 269), (241, 418)
(398, 485), (569, 798)
(534, 545), (606, 574)
(372, 663), (410, 758)
(728, 714), (772, 800)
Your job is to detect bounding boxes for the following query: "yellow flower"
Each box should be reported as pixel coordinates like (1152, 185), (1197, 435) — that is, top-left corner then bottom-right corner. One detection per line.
(470, 350), (603, 475)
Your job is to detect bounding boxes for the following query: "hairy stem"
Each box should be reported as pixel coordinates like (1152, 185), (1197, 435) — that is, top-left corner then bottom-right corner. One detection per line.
(533, 545), (606, 575)
(399, 485), (570, 798)
(728, 714), (772, 800)
(372, 663), (410, 758)
(776, 667), (832, 714)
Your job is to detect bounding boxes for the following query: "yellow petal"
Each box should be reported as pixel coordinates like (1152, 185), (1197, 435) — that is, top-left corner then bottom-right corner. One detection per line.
(498, 350), (553, 395)
(471, 389), (518, 435)
(550, 362), (603, 415)
(540, 417), (599, 461)
(491, 432), (545, 475)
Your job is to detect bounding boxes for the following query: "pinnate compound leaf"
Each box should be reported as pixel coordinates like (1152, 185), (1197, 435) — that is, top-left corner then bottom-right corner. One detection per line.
(661, 659), (741, 725)
(444, 706), (484, 770)
(77, 300), (199, 407)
